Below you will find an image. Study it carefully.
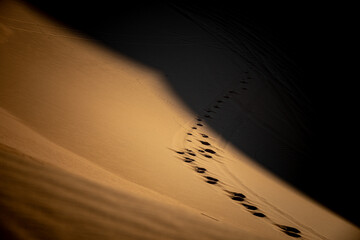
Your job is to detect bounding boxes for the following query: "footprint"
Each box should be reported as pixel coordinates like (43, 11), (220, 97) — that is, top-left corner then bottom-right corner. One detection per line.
(206, 180), (218, 184)
(197, 118), (202, 121)
(187, 133), (193, 135)
(232, 196), (245, 202)
(176, 151), (185, 155)
(223, 95), (230, 99)
(186, 140), (192, 142)
(213, 105), (220, 109)
(204, 114), (212, 119)
(252, 212), (266, 218)
(242, 203), (258, 210)
(229, 192), (246, 202)
(199, 141), (211, 146)
(203, 154), (212, 158)
(201, 134), (209, 138)
(276, 225), (301, 234)
(217, 100), (223, 103)
(192, 127), (197, 129)
(197, 123), (203, 127)
(195, 167), (207, 173)
(204, 149), (216, 154)
(198, 149), (205, 153)
(205, 176), (219, 184)
(283, 232), (301, 238)
(184, 157), (195, 163)
(187, 152), (196, 156)
(232, 192), (246, 198)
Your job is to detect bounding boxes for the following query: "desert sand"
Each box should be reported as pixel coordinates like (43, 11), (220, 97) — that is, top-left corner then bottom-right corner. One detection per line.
(0, 0), (359, 239)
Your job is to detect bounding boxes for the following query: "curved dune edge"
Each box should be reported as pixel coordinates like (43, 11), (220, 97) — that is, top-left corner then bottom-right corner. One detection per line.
(0, 0), (359, 239)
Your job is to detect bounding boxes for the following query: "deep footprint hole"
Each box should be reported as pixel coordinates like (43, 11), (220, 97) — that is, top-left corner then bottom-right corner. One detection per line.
(283, 231), (301, 238)
(196, 167), (206, 173)
(199, 141), (210, 146)
(231, 196), (245, 202)
(232, 192), (246, 198)
(242, 204), (258, 210)
(252, 212), (266, 218)
(277, 225), (300, 234)
(206, 180), (218, 184)
(204, 149), (216, 154)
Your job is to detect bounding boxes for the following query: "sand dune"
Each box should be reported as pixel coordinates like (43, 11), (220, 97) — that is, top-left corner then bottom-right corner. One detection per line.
(0, 0), (359, 239)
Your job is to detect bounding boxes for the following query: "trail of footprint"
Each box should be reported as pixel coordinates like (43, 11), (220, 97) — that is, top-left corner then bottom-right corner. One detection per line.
(171, 72), (329, 239)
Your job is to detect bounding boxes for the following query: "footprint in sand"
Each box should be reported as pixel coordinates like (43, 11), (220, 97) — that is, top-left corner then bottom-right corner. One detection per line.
(197, 118), (202, 121)
(203, 154), (212, 158)
(217, 100), (223, 103)
(204, 149), (216, 154)
(232, 196), (246, 202)
(213, 105), (220, 109)
(201, 134), (209, 138)
(242, 203), (258, 210)
(276, 225), (301, 238)
(192, 127), (197, 129)
(199, 140), (211, 146)
(252, 212), (266, 218)
(227, 192), (246, 201)
(195, 167), (207, 173)
(204, 176), (219, 184)
(184, 157), (195, 163)
(187, 133), (193, 135)
(197, 123), (203, 127)
(204, 114), (212, 119)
